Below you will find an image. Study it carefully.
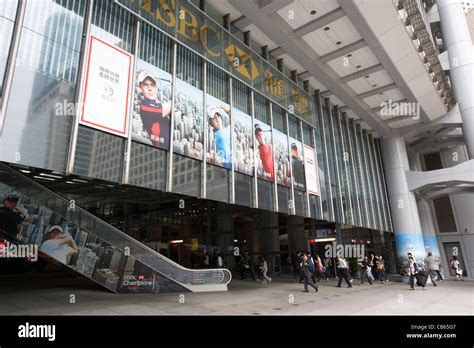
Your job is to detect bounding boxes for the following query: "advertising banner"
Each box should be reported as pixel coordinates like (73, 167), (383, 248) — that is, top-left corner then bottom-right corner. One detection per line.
(273, 130), (291, 187)
(80, 35), (133, 137)
(116, 0), (314, 125)
(303, 145), (320, 195)
(289, 137), (305, 191)
(232, 108), (254, 176)
(206, 94), (232, 169)
(173, 78), (204, 160)
(0, 185), (189, 294)
(395, 233), (427, 271)
(132, 59), (172, 150)
(254, 121), (274, 182)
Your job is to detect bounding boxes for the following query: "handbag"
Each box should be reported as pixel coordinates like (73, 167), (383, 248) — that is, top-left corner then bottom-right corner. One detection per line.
(455, 268), (463, 275)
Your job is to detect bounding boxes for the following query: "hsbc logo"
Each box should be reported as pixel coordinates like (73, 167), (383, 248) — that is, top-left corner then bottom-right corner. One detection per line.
(224, 44), (260, 81)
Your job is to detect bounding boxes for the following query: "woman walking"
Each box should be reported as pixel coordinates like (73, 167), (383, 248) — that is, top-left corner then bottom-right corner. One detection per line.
(450, 256), (464, 281)
(259, 255), (272, 284)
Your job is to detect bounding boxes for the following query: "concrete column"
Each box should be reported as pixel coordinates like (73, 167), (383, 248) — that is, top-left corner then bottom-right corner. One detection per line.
(417, 199), (442, 260)
(438, 0), (474, 158)
(287, 215), (307, 253)
(381, 137), (426, 267)
(259, 211), (280, 276)
(215, 203), (235, 269)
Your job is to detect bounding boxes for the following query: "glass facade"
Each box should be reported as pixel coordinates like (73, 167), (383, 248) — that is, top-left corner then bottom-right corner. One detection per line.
(0, 0), (393, 234)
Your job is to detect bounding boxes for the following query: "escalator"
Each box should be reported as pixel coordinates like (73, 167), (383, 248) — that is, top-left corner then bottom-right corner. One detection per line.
(0, 163), (232, 294)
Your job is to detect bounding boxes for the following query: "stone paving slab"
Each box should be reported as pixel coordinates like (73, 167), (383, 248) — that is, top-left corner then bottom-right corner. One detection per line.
(0, 276), (472, 315)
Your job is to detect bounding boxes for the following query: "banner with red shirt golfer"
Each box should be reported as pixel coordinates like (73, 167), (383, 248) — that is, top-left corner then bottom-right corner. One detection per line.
(254, 121), (274, 182)
(273, 130), (291, 187)
(132, 59), (172, 150)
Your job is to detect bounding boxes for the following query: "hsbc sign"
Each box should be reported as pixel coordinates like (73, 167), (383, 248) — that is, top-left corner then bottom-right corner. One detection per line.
(115, 0), (314, 124)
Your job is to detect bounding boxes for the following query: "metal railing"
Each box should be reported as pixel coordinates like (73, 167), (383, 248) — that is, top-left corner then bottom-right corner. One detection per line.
(0, 163), (232, 289)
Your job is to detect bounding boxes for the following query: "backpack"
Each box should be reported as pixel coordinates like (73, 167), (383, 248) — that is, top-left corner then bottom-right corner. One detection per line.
(308, 258), (316, 273)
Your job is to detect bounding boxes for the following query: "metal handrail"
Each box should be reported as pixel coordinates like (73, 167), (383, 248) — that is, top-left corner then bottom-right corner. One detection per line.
(0, 163), (232, 287)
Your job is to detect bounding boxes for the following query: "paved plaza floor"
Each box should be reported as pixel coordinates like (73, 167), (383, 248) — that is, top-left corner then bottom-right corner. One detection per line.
(0, 271), (472, 315)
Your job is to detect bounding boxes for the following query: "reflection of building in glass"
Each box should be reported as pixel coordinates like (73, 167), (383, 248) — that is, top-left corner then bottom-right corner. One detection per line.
(274, 137), (291, 187)
(17, 2), (83, 170)
(172, 87), (203, 159)
(233, 117), (253, 175)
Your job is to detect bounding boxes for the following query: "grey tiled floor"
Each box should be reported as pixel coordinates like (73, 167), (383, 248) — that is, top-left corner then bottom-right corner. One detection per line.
(0, 272), (472, 315)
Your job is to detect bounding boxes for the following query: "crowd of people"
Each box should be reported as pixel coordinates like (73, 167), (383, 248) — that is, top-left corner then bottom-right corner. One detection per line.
(236, 248), (465, 293)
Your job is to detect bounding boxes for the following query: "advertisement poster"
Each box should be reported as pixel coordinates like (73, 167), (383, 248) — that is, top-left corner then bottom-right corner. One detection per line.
(254, 121), (274, 182)
(303, 145), (320, 195)
(173, 78), (204, 159)
(232, 108), (253, 175)
(395, 233), (427, 271)
(0, 186), (189, 294)
(132, 59), (172, 150)
(422, 234), (441, 260)
(206, 94), (232, 169)
(289, 137), (305, 191)
(80, 35), (133, 137)
(273, 129), (291, 187)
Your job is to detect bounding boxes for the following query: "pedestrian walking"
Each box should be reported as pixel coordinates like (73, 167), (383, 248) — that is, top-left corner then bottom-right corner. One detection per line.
(259, 255), (272, 284)
(358, 256), (373, 285)
(335, 256), (352, 288)
(450, 256), (464, 281)
(424, 252), (439, 286)
(300, 253), (318, 292)
(368, 253), (378, 281)
(407, 256), (425, 290)
(376, 255), (387, 283)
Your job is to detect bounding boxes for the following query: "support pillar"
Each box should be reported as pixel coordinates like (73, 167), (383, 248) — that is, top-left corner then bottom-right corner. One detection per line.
(381, 137), (426, 268)
(438, 0), (474, 158)
(418, 199), (442, 260)
(259, 211), (280, 276)
(287, 215), (307, 253)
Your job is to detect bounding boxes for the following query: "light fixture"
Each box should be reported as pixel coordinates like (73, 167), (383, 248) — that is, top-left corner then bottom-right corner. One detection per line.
(170, 240), (184, 244)
(310, 10), (316, 15)
(356, 65), (361, 69)
(324, 27), (330, 31)
(336, 41), (342, 45)
(312, 237), (336, 242)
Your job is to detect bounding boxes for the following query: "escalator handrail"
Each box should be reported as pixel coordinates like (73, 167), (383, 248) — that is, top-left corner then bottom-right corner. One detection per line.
(1, 164), (232, 285)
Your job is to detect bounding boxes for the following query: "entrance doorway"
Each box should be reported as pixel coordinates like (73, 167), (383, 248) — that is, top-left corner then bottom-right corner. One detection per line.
(443, 242), (468, 277)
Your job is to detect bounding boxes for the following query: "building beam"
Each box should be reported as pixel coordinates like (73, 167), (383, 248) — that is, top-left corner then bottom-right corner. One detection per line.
(357, 83), (397, 99)
(291, 7), (345, 38)
(229, 0), (392, 135)
(298, 71), (311, 79)
(320, 39), (366, 63)
(341, 63), (384, 83)
(259, 0), (294, 15)
(338, 0), (430, 124)
(268, 46), (285, 57)
(320, 90), (332, 97)
(231, 15), (251, 30)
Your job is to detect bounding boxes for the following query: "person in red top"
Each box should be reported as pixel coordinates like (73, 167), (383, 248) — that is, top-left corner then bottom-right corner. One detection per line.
(255, 124), (274, 181)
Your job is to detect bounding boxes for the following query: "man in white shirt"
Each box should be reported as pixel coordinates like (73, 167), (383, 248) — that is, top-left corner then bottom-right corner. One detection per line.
(40, 226), (78, 265)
